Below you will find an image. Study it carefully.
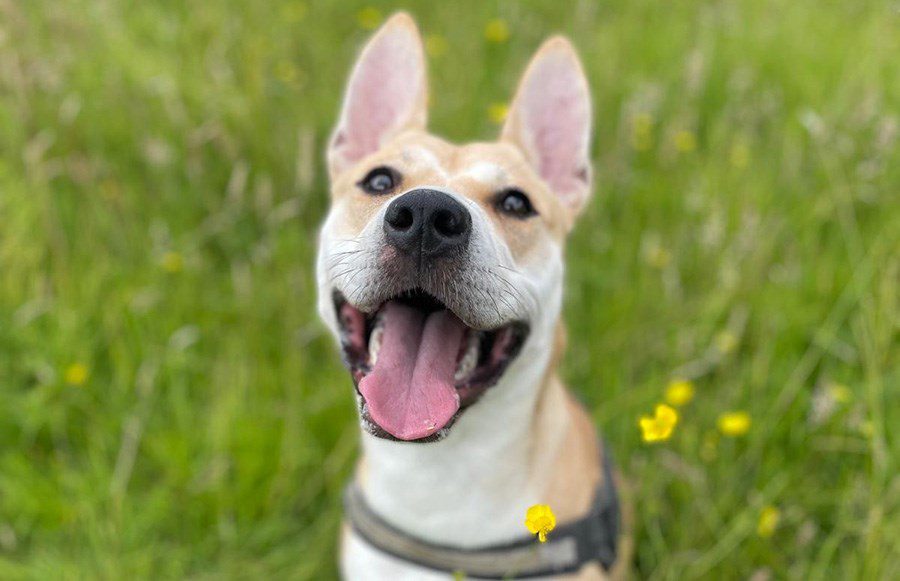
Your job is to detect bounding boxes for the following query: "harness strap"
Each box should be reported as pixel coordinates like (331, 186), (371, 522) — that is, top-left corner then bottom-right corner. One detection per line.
(344, 443), (620, 579)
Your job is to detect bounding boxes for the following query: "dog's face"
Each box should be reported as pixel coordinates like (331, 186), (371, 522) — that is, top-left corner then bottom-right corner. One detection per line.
(317, 13), (593, 442)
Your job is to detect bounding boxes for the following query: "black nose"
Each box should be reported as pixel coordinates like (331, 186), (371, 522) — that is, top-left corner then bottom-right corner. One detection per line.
(383, 189), (472, 259)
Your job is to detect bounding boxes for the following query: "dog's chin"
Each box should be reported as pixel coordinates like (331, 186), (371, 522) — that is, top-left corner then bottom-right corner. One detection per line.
(332, 288), (529, 443)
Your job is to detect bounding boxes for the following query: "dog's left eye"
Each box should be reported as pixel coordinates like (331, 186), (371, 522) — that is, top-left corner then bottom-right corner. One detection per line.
(495, 188), (537, 218)
(358, 166), (401, 195)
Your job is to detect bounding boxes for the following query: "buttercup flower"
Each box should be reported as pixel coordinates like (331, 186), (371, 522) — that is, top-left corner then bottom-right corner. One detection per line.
(161, 251), (183, 273)
(64, 363), (89, 386)
(757, 505), (780, 538)
(484, 19), (510, 43)
(718, 411), (751, 437)
(525, 504), (556, 543)
(665, 379), (695, 406)
(640, 404), (678, 443)
(488, 102), (509, 125)
(826, 382), (852, 404)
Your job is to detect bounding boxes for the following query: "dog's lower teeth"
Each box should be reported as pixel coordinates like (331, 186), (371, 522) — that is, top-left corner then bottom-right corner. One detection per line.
(455, 333), (480, 381)
(368, 322), (384, 365)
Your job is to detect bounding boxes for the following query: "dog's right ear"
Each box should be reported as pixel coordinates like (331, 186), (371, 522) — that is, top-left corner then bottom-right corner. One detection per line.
(328, 13), (428, 179)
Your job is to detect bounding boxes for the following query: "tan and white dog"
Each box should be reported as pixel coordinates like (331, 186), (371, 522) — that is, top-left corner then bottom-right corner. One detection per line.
(316, 13), (631, 580)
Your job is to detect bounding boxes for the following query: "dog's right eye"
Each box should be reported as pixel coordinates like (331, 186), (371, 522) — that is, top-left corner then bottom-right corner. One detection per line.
(358, 166), (401, 195)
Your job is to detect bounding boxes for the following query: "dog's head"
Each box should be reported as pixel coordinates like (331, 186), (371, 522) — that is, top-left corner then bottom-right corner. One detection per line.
(317, 13), (593, 442)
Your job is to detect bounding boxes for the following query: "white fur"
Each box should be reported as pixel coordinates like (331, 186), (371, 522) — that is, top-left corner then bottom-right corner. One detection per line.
(402, 146), (451, 181)
(457, 162), (507, 186)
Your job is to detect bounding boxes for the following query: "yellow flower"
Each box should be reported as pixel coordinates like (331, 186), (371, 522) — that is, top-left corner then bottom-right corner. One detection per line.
(525, 504), (556, 543)
(714, 331), (738, 354)
(64, 363), (89, 386)
(665, 379), (695, 407)
(484, 18), (510, 43)
(356, 7), (382, 30)
(487, 102), (509, 125)
(826, 382), (852, 404)
(718, 411), (751, 437)
(161, 251), (184, 273)
(674, 130), (697, 153)
(757, 505), (780, 538)
(631, 113), (654, 151)
(639, 404), (678, 443)
(425, 34), (448, 58)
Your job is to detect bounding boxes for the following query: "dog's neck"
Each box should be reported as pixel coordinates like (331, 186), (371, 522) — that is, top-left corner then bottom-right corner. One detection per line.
(355, 323), (582, 548)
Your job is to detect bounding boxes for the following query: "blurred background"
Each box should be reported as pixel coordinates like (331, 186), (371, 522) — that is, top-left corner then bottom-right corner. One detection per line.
(1, 0), (898, 578)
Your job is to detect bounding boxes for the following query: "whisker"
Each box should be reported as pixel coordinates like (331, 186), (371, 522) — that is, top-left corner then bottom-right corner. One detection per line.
(495, 263), (523, 275)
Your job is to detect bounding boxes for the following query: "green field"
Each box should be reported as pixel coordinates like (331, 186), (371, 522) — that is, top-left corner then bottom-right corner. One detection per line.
(1, 0), (898, 578)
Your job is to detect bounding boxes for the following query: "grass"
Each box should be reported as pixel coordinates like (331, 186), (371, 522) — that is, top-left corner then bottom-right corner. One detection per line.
(0, 0), (898, 578)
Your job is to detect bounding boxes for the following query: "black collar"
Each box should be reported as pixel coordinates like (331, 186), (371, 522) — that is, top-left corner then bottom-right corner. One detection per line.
(344, 443), (620, 579)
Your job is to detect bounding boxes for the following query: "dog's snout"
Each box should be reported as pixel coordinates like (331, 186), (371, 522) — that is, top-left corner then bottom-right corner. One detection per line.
(384, 189), (472, 259)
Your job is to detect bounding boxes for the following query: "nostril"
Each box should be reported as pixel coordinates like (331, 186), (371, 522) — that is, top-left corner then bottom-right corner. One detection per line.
(433, 209), (466, 238)
(387, 207), (414, 231)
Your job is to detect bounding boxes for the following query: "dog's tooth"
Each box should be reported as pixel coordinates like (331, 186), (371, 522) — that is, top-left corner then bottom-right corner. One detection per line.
(454, 333), (480, 381)
(368, 323), (384, 365)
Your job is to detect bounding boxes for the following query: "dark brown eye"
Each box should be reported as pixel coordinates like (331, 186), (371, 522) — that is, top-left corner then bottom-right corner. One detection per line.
(495, 188), (537, 218)
(358, 166), (401, 195)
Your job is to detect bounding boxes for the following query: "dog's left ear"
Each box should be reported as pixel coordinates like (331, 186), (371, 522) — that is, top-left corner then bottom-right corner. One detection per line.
(328, 12), (428, 179)
(501, 37), (593, 221)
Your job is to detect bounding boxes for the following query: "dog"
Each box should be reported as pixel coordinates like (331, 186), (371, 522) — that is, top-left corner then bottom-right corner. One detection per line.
(316, 13), (631, 580)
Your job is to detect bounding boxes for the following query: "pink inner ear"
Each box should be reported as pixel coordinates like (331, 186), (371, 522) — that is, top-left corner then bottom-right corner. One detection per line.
(519, 54), (591, 200)
(334, 31), (423, 167)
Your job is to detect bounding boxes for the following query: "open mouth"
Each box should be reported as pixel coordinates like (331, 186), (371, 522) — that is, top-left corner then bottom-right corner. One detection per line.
(333, 289), (529, 442)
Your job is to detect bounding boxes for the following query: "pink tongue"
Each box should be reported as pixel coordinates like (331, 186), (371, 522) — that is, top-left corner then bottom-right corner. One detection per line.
(359, 302), (466, 441)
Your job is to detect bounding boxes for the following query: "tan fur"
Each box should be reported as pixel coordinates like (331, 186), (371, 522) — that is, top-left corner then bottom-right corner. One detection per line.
(529, 381), (633, 581)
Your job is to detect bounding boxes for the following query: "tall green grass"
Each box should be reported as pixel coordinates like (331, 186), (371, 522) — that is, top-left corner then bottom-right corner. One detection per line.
(1, 0), (897, 578)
